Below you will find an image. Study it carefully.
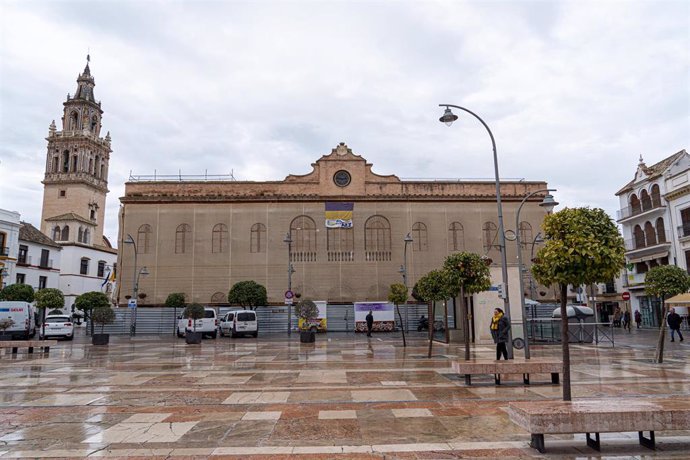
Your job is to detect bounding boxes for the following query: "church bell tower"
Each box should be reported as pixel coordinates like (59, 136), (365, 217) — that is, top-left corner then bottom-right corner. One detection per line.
(40, 56), (112, 247)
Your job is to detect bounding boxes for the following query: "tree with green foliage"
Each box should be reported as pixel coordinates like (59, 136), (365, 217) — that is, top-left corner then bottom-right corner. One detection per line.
(183, 303), (205, 332)
(388, 283), (409, 347)
(34, 288), (64, 323)
(645, 265), (690, 364)
(228, 281), (267, 310)
(0, 283), (34, 302)
(165, 292), (186, 310)
(532, 207), (624, 401)
(411, 282), (425, 303)
(415, 269), (454, 358)
(91, 306), (116, 334)
(75, 291), (111, 336)
(294, 299), (319, 330)
(444, 252), (492, 360)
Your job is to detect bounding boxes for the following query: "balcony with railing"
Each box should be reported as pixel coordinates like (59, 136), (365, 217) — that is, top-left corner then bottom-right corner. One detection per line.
(617, 200), (665, 222)
(13, 255), (54, 269)
(0, 247), (9, 257)
(625, 230), (672, 253)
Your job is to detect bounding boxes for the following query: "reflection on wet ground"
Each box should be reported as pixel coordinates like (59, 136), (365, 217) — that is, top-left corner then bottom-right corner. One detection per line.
(0, 328), (688, 458)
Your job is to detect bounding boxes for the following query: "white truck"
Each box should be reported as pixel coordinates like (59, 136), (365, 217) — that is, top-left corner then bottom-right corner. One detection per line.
(0, 301), (37, 339)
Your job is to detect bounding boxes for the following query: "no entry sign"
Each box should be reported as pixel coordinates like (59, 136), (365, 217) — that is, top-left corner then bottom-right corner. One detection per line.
(622, 292), (630, 301)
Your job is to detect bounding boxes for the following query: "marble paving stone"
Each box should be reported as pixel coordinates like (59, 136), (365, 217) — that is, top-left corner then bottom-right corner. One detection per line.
(200, 375), (252, 385)
(351, 389), (417, 402)
(83, 421), (197, 444)
(391, 408), (433, 418)
(297, 370), (348, 384)
(319, 409), (358, 419)
(222, 391), (291, 404)
(21, 393), (104, 406)
(242, 411), (282, 420)
(381, 380), (408, 386)
(120, 413), (171, 423)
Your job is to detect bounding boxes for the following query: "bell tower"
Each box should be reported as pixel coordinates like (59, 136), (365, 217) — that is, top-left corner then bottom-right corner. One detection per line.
(40, 55), (112, 246)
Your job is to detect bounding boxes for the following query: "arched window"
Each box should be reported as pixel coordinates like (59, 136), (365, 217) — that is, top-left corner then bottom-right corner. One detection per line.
(91, 116), (98, 132)
(78, 227), (84, 243)
(327, 227), (354, 261)
(88, 158), (93, 174)
(83, 228), (90, 244)
(629, 194), (641, 216)
(656, 218), (666, 243)
(137, 224), (152, 254)
(448, 222), (464, 251)
(94, 156), (101, 178)
(71, 155), (78, 172)
(53, 156), (59, 172)
(482, 222), (498, 252)
(250, 223), (266, 253)
(633, 225), (645, 249)
(640, 189), (652, 211)
(80, 257), (89, 275)
(62, 151), (70, 172)
(290, 216), (317, 262)
(100, 164), (105, 179)
(175, 224), (191, 254)
(411, 222), (428, 252)
(651, 184), (662, 208)
(211, 292), (226, 303)
(519, 222), (533, 248)
(61, 225), (70, 241)
(69, 111), (78, 131)
(212, 224), (228, 254)
(364, 215), (391, 261)
(644, 221), (656, 246)
(52, 226), (61, 241)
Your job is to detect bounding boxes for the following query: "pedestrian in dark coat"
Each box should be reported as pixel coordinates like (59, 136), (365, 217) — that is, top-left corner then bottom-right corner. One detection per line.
(490, 307), (510, 360)
(623, 310), (631, 332)
(634, 310), (642, 328)
(366, 310), (374, 337)
(667, 308), (684, 342)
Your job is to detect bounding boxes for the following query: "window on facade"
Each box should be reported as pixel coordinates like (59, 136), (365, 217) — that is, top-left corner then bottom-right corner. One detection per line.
(71, 156), (78, 172)
(640, 190), (652, 211)
(18, 245), (28, 264)
(69, 112), (78, 130)
(633, 224), (645, 249)
(656, 218), (666, 243)
(519, 222), (533, 248)
(91, 116), (98, 132)
(90, 209), (96, 220)
(681, 208), (690, 238)
(605, 279), (616, 294)
(650, 184), (661, 207)
(411, 222), (428, 252)
(16, 273), (25, 284)
(685, 251), (690, 274)
(644, 221), (656, 246)
(482, 222), (499, 252)
(327, 227), (354, 261)
(630, 194), (641, 215)
(175, 224), (191, 254)
(78, 227), (84, 243)
(62, 151), (70, 172)
(38, 276), (47, 290)
(40, 249), (49, 268)
(52, 226), (61, 241)
(59, 190), (66, 198)
(53, 157), (60, 173)
(212, 224), (228, 254)
(250, 223), (266, 253)
(636, 262), (648, 274)
(290, 216), (317, 262)
(364, 215), (391, 261)
(97, 261), (106, 278)
(137, 224), (152, 254)
(61, 225), (70, 241)
(448, 222), (464, 251)
(80, 258), (89, 275)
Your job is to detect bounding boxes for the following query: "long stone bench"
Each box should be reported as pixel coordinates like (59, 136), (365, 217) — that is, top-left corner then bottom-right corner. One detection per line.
(507, 398), (690, 453)
(0, 340), (58, 355)
(451, 358), (563, 385)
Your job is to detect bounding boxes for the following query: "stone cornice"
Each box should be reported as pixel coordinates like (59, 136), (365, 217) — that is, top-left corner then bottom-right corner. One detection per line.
(665, 184), (690, 201)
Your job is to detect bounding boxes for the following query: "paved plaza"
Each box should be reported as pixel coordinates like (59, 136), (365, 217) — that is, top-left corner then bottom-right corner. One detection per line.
(0, 328), (688, 459)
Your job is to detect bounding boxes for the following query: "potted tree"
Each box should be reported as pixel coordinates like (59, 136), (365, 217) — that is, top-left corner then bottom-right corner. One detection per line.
(74, 291), (110, 337)
(0, 318), (15, 341)
(91, 306), (116, 345)
(295, 299), (319, 343)
(183, 303), (205, 344)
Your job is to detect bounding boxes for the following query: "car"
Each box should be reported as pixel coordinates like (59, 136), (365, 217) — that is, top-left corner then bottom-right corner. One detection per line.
(40, 315), (74, 340)
(231, 310), (258, 338)
(0, 301), (36, 339)
(219, 311), (242, 337)
(177, 307), (218, 339)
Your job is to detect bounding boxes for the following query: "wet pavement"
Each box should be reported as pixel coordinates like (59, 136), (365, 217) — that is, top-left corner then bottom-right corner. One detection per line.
(0, 327), (688, 459)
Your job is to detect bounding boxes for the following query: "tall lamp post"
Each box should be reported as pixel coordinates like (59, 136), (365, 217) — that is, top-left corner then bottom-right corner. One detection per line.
(123, 234), (146, 336)
(515, 190), (558, 358)
(398, 233), (413, 332)
(439, 104), (514, 357)
(283, 233), (295, 336)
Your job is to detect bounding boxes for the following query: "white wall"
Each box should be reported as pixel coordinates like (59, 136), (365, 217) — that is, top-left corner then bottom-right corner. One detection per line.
(60, 245), (117, 309)
(15, 240), (61, 294)
(0, 209), (21, 288)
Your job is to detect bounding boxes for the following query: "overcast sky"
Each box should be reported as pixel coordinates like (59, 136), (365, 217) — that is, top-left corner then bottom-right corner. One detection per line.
(1, 0), (688, 246)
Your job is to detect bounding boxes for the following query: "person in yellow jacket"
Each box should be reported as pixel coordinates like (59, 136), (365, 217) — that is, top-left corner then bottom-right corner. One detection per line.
(490, 307), (511, 360)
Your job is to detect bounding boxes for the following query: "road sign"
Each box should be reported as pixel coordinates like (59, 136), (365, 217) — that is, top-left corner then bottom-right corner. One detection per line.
(128, 299), (138, 309)
(622, 292), (630, 301)
(285, 290), (294, 299)
(284, 298), (294, 305)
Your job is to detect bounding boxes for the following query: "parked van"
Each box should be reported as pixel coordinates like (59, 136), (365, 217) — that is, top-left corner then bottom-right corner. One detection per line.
(176, 307), (218, 339)
(231, 310), (258, 338)
(219, 310), (242, 337)
(0, 301), (36, 339)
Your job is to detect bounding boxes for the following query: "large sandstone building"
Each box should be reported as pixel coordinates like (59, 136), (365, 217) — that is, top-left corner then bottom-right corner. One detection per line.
(118, 142), (550, 307)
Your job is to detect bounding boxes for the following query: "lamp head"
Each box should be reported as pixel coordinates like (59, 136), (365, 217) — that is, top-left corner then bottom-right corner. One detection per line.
(540, 194), (558, 213)
(439, 107), (458, 127)
(124, 234), (135, 245)
(404, 233), (413, 243)
(283, 233), (292, 244)
(140, 267), (150, 276)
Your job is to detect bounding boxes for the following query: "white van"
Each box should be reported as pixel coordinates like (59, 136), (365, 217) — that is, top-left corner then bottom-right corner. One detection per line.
(0, 301), (36, 339)
(231, 310), (258, 338)
(219, 310), (242, 337)
(176, 307), (218, 339)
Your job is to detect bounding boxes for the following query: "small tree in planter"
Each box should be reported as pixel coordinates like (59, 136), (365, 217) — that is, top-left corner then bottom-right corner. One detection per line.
(91, 307), (116, 345)
(183, 303), (205, 344)
(75, 291), (110, 336)
(0, 318), (15, 340)
(34, 288), (64, 325)
(295, 299), (319, 343)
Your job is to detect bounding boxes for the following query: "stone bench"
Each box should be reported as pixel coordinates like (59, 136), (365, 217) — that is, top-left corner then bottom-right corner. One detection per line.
(0, 340), (58, 355)
(507, 398), (690, 453)
(451, 358), (563, 385)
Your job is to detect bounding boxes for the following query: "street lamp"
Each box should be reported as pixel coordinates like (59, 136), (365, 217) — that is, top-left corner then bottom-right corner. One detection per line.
(123, 233), (139, 336)
(283, 232), (295, 336)
(515, 190), (558, 358)
(398, 233), (413, 332)
(439, 104), (514, 357)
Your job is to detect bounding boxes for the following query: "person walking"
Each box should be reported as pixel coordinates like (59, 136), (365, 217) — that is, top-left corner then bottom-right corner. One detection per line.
(490, 307), (510, 360)
(613, 306), (622, 328)
(366, 310), (374, 337)
(623, 309), (631, 332)
(667, 308), (684, 342)
(634, 310), (642, 329)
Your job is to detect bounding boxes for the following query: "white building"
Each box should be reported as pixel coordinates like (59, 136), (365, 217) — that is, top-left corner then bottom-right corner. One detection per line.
(0, 209), (21, 288)
(616, 150), (689, 327)
(15, 222), (62, 294)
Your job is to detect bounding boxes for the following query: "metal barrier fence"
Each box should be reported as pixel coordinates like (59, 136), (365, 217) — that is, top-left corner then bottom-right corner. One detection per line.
(88, 304), (430, 336)
(526, 318), (615, 347)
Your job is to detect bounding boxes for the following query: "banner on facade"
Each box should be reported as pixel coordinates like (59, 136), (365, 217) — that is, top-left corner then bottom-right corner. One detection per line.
(354, 301), (395, 332)
(325, 202), (354, 228)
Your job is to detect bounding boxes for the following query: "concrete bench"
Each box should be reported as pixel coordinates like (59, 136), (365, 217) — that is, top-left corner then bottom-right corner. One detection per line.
(507, 398), (690, 453)
(451, 358), (563, 385)
(0, 340), (58, 355)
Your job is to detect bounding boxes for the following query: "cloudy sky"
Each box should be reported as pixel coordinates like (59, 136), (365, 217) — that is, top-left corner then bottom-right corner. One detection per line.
(1, 0), (688, 245)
